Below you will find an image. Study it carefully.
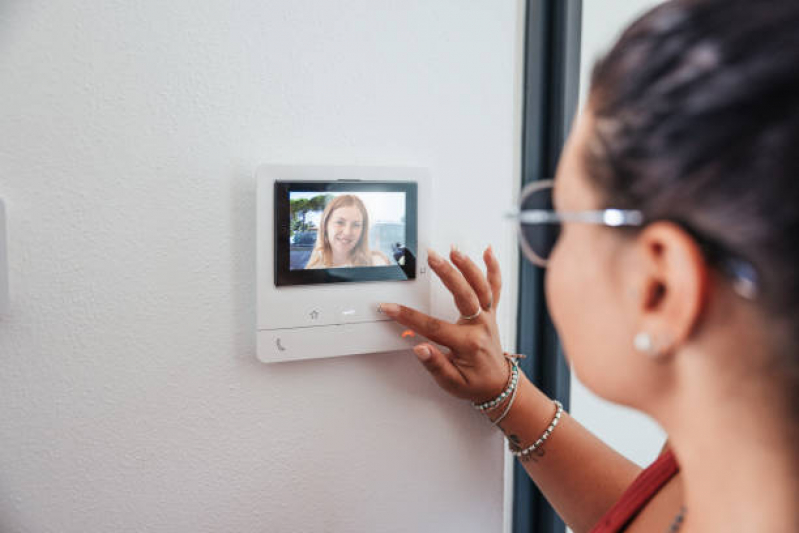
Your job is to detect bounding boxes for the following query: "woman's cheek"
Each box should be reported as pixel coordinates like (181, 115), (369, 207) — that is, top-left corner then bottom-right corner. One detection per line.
(545, 245), (575, 355)
(545, 232), (595, 372)
(545, 231), (632, 401)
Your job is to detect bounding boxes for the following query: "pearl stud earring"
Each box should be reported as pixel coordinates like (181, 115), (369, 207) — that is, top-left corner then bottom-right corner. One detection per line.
(634, 331), (674, 358)
(634, 332), (655, 354)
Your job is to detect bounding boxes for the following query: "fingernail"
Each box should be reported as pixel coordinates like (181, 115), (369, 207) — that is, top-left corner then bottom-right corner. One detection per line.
(427, 248), (442, 266)
(378, 303), (399, 316)
(450, 244), (462, 260)
(414, 345), (431, 361)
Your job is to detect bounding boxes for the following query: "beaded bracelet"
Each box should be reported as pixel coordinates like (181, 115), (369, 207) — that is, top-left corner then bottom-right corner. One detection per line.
(471, 358), (519, 412)
(491, 373), (520, 426)
(509, 400), (563, 458)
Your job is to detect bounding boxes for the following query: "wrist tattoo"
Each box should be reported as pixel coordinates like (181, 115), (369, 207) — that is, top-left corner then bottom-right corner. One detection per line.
(519, 447), (545, 464)
(508, 434), (547, 463)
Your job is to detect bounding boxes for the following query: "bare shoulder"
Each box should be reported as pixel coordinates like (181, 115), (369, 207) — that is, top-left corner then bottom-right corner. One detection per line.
(370, 251), (391, 265)
(304, 256), (326, 269)
(625, 472), (684, 532)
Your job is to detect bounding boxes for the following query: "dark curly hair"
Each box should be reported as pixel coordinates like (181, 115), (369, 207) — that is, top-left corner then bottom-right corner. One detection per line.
(585, 0), (799, 408)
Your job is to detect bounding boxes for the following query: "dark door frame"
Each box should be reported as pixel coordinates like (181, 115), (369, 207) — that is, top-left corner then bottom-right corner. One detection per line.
(513, 1), (582, 532)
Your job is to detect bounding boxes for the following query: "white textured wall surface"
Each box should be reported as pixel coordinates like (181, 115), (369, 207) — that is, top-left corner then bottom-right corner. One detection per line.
(0, 1), (521, 531)
(570, 0), (667, 468)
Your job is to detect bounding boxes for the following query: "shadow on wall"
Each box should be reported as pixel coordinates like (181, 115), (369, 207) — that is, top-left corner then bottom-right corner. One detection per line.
(229, 166), (258, 366)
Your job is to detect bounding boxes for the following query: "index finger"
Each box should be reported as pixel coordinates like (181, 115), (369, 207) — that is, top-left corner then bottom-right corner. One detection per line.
(484, 246), (502, 308)
(378, 303), (465, 349)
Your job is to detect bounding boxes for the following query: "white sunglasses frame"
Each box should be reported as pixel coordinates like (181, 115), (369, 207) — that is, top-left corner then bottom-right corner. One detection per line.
(505, 180), (759, 300)
(506, 179), (644, 267)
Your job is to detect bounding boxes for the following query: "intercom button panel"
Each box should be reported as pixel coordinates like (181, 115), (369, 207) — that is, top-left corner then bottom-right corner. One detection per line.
(259, 320), (422, 363)
(256, 165), (431, 363)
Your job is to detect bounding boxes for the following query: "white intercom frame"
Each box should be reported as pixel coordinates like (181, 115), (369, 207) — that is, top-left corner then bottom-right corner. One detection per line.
(256, 165), (432, 364)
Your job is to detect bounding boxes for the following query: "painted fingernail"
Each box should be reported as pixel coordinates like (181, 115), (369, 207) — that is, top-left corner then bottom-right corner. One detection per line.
(427, 248), (443, 266)
(378, 303), (399, 316)
(414, 345), (431, 361)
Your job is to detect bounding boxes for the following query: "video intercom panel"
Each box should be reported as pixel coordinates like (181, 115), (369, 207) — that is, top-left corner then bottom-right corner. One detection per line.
(256, 165), (432, 363)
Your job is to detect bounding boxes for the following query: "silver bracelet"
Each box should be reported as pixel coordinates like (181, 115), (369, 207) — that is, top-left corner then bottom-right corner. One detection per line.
(472, 359), (519, 411)
(491, 375), (520, 426)
(509, 400), (563, 458)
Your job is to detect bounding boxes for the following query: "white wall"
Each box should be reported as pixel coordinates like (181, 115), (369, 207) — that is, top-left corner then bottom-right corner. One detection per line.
(0, 1), (523, 532)
(569, 0), (667, 468)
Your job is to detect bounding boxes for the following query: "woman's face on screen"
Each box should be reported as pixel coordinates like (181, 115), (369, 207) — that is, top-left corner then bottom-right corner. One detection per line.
(327, 205), (363, 257)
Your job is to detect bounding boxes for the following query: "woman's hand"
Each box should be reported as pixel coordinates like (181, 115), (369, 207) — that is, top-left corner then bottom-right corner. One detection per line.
(380, 246), (510, 404)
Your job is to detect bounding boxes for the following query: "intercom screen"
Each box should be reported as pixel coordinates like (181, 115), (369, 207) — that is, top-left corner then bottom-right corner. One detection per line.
(274, 181), (417, 286)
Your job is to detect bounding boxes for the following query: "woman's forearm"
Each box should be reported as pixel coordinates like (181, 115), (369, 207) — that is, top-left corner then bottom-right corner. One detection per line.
(490, 372), (642, 533)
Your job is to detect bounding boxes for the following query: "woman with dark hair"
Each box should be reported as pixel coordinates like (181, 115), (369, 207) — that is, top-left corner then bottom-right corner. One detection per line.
(380, 0), (799, 530)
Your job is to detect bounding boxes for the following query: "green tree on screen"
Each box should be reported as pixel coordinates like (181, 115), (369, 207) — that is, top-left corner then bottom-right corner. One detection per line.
(289, 194), (332, 236)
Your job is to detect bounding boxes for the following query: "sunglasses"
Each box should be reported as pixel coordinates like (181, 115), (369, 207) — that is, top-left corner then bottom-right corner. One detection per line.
(505, 179), (643, 267)
(506, 179), (759, 299)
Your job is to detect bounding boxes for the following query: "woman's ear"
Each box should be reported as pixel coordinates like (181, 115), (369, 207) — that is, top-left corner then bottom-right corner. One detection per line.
(632, 221), (710, 356)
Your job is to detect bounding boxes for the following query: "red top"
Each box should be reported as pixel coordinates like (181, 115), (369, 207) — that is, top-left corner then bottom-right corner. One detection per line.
(589, 449), (680, 532)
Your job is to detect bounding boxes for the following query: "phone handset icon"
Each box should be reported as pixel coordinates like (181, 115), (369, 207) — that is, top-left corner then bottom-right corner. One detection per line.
(276, 338), (286, 352)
